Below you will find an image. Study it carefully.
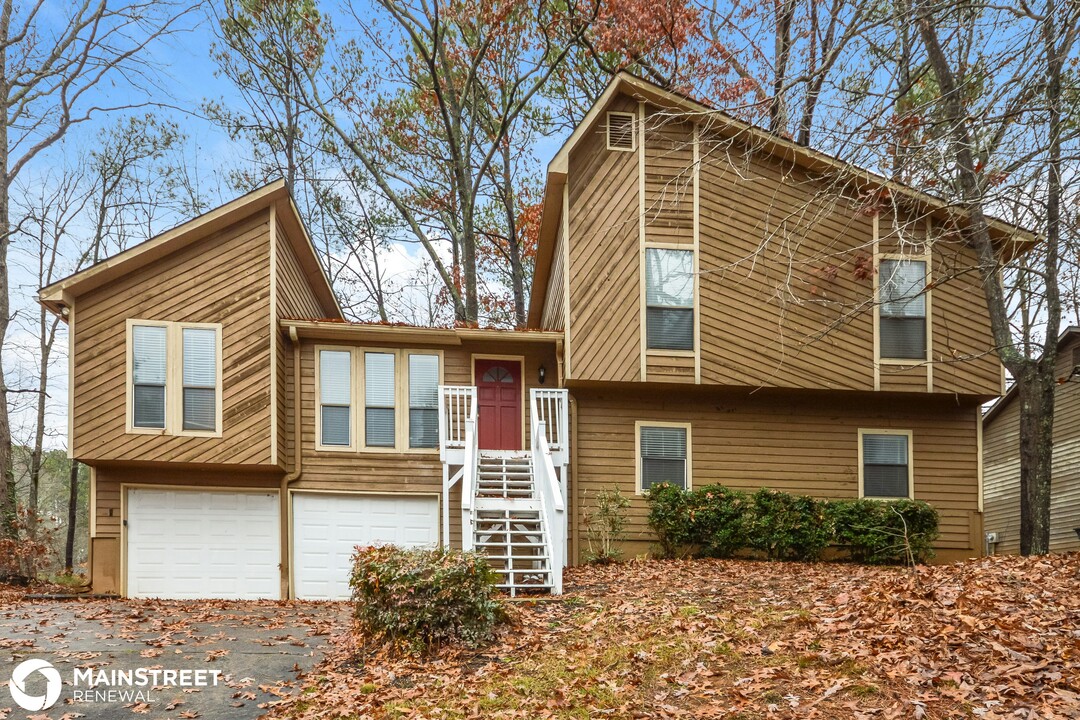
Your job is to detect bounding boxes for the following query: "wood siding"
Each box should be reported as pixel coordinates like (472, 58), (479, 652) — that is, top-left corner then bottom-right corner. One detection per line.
(574, 387), (984, 560)
(274, 220), (327, 469)
(541, 219), (566, 331)
(72, 213), (276, 466)
(983, 335), (1080, 554)
(564, 93), (1001, 397)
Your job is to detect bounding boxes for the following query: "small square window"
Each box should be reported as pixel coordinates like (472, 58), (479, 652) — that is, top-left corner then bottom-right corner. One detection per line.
(861, 431), (912, 499)
(639, 424), (689, 491)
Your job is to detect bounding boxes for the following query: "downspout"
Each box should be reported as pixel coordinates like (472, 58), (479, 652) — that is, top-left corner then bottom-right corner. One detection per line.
(280, 326), (303, 598)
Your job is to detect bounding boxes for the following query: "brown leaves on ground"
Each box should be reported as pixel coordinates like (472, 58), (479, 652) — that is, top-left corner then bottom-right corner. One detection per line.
(267, 554), (1080, 720)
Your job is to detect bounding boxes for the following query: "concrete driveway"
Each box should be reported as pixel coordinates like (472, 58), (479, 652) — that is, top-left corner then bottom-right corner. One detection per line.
(0, 597), (348, 720)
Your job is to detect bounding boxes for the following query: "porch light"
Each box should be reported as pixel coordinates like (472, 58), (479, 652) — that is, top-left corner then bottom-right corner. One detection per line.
(538, 364), (547, 385)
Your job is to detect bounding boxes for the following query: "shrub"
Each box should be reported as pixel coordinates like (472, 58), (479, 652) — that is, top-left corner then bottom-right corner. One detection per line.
(350, 545), (506, 651)
(746, 489), (832, 561)
(692, 485), (749, 558)
(829, 498), (939, 564)
(584, 487), (631, 563)
(645, 483), (696, 558)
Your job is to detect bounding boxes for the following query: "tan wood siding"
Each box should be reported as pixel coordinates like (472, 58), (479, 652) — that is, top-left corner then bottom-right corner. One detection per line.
(274, 220), (328, 468)
(645, 354), (694, 382)
(72, 213), (275, 466)
(541, 220), (565, 331)
(983, 335), (1080, 554)
(564, 91), (1001, 397)
(574, 388), (983, 559)
(567, 95), (641, 383)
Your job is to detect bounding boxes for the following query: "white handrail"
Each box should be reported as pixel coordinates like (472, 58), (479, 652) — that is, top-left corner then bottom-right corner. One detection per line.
(532, 420), (564, 594)
(439, 385), (476, 453)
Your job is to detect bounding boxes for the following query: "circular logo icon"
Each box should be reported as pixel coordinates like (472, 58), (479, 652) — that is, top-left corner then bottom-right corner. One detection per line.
(8, 658), (62, 711)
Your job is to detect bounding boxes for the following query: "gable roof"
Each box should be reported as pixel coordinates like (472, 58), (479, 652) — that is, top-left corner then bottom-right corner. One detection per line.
(982, 327), (1080, 426)
(39, 180), (342, 319)
(527, 71), (1037, 326)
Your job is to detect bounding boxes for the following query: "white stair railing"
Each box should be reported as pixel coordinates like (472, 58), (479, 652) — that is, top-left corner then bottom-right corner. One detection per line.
(530, 388), (568, 595)
(439, 385), (477, 548)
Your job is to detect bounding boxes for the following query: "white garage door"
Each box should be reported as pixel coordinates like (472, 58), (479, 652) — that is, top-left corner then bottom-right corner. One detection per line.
(292, 493), (439, 600)
(126, 488), (280, 600)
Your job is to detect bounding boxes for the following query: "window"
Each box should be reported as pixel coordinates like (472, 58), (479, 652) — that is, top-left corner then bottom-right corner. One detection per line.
(646, 248), (694, 350)
(879, 259), (927, 360)
(607, 111), (636, 151)
(182, 328), (217, 431)
(637, 423), (691, 492)
(408, 354), (439, 448)
(127, 320), (221, 435)
(860, 431), (913, 499)
(318, 349), (352, 447)
(131, 324), (167, 429)
(365, 352), (396, 448)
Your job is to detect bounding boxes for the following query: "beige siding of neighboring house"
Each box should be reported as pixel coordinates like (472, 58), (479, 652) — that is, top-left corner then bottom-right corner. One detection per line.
(72, 212), (276, 467)
(565, 93), (1001, 397)
(983, 336), (1080, 554)
(574, 387), (984, 563)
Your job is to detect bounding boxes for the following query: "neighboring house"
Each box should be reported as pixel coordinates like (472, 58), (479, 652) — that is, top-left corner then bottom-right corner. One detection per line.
(40, 72), (1031, 601)
(983, 327), (1080, 554)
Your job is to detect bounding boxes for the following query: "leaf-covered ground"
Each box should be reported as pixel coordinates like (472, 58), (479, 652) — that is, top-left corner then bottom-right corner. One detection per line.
(268, 554), (1080, 720)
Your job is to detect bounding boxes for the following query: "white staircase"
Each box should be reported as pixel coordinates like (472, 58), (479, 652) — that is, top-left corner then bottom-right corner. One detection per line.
(439, 386), (569, 596)
(473, 452), (554, 595)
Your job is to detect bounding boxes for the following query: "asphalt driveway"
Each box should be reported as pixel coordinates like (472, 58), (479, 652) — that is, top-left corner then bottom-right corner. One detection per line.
(0, 597), (348, 720)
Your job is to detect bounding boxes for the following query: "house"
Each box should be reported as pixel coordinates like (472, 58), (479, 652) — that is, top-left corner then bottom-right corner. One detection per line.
(40, 72), (1031, 600)
(983, 327), (1080, 554)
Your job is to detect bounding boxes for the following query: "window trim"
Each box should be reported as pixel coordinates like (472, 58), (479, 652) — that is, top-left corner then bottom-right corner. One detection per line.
(606, 111), (637, 152)
(874, 251), (931, 365)
(314, 345), (357, 452)
(313, 346), (444, 455)
(635, 420), (692, 495)
(125, 319), (223, 438)
(643, 242), (698, 357)
(857, 428), (915, 500)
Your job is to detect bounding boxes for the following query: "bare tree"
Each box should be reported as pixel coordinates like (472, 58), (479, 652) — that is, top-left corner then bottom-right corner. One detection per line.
(0, 0), (195, 538)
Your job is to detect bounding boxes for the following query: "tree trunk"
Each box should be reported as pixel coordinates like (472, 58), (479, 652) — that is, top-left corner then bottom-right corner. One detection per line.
(1017, 370), (1054, 554)
(64, 460), (79, 572)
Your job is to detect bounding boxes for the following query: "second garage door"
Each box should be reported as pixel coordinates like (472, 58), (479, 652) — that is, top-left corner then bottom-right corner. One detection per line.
(292, 493), (439, 600)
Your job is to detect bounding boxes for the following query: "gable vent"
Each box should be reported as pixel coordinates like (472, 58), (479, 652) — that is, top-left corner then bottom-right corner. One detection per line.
(607, 112), (636, 151)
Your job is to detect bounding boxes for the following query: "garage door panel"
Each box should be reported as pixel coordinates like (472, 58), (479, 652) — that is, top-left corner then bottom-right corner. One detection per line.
(293, 493), (438, 600)
(127, 488), (280, 600)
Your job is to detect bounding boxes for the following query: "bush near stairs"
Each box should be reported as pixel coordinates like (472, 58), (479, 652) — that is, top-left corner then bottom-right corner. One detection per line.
(349, 545), (506, 651)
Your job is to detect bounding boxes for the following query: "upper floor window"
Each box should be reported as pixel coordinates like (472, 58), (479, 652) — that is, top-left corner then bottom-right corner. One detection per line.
(879, 258), (927, 360)
(316, 347), (441, 452)
(318, 349), (352, 448)
(128, 320), (221, 436)
(645, 248), (694, 351)
(860, 430), (913, 499)
(607, 111), (636, 151)
(637, 422), (691, 492)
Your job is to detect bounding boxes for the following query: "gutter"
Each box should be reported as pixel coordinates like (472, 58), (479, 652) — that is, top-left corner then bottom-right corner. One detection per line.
(280, 326), (303, 599)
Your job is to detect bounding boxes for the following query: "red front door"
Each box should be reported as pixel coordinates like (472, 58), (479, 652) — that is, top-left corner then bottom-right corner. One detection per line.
(475, 358), (522, 450)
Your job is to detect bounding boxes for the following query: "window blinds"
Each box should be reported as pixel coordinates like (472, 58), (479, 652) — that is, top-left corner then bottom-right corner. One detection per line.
(640, 426), (688, 490)
(645, 248), (694, 350)
(408, 354), (439, 449)
(132, 325), (167, 429)
(879, 259), (927, 359)
(319, 350), (352, 446)
(863, 433), (909, 498)
(182, 328), (217, 431)
(365, 352), (396, 447)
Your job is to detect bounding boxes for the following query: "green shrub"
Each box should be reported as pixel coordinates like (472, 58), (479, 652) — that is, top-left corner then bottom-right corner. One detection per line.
(645, 483), (696, 558)
(584, 487), (631, 563)
(692, 485), (749, 558)
(746, 489), (832, 561)
(829, 498), (939, 564)
(350, 545), (506, 651)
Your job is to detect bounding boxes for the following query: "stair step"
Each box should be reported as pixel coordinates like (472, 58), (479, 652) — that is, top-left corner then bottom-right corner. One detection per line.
(474, 499), (541, 512)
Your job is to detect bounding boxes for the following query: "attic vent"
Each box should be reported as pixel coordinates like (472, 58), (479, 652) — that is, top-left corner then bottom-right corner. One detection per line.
(607, 112), (636, 151)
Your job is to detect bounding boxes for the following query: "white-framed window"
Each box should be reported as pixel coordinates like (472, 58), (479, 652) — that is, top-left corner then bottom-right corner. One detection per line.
(645, 247), (695, 351)
(127, 319), (222, 436)
(636, 421), (692, 493)
(878, 258), (928, 360)
(606, 111), (636, 151)
(317, 348), (353, 449)
(858, 429), (914, 499)
(314, 347), (441, 453)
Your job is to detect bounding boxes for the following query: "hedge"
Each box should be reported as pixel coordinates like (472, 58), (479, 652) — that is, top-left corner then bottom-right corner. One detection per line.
(646, 483), (939, 564)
